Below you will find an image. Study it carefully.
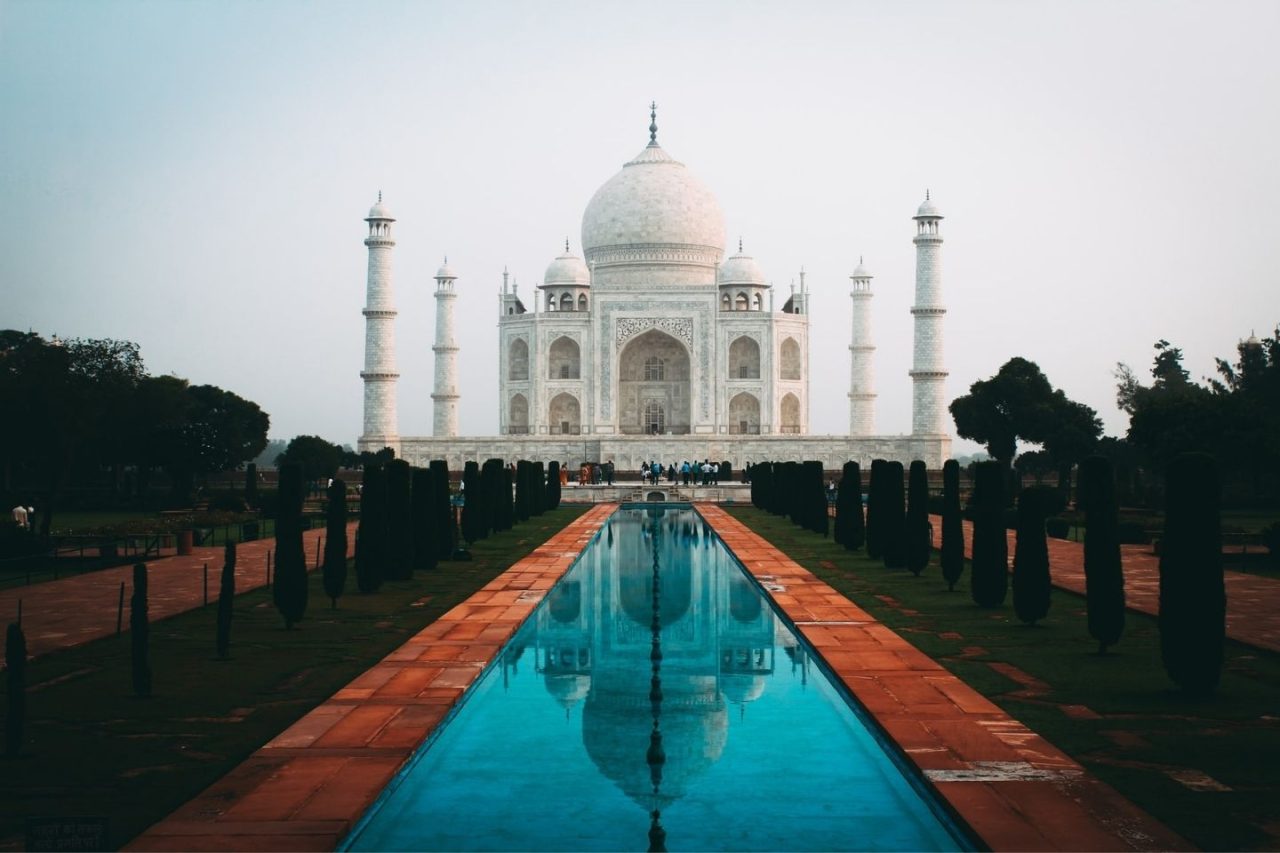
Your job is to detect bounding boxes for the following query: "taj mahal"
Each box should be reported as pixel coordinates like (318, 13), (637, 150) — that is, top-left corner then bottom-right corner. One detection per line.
(358, 106), (951, 470)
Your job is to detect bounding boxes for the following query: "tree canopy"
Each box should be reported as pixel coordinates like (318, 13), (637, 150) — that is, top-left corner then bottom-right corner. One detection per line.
(277, 435), (345, 481)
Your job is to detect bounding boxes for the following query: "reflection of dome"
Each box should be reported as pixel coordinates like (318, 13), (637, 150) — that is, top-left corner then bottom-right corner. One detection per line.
(544, 673), (591, 708)
(728, 577), (762, 623)
(619, 553), (692, 627)
(721, 673), (767, 705)
(581, 137), (726, 265)
(582, 674), (728, 808)
(548, 581), (581, 624)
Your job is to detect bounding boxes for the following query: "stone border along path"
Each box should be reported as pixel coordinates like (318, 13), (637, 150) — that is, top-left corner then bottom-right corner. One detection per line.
(0, 523), (357, 662)
(929, 515), (1280, 654)
(130, 501), (1188, 852)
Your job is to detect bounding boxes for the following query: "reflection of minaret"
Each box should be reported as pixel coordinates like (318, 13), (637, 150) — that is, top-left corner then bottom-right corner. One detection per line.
(646, 513), (666, 853)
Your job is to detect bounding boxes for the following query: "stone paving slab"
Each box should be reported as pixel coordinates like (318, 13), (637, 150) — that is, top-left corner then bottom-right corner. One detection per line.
(701, 504), (1189, 852)
(929, 515), (1280, 654)
(127, 504), (616, 852)
(0, 523), (356, 662)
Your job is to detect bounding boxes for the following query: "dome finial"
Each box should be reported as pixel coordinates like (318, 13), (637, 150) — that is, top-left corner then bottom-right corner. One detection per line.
(565, 237), (571, 253)
(649, 101), (658, 145)
(378, 190), (382, 203)
(738, 237), (743, 253)
(926, 188), (930, 201)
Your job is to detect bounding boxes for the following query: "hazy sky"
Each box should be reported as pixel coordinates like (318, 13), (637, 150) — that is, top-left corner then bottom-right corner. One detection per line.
(3, 0), (1277, 454)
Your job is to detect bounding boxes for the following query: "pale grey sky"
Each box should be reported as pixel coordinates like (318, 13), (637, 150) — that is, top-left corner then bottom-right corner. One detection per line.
(2, 0), (1277, 453)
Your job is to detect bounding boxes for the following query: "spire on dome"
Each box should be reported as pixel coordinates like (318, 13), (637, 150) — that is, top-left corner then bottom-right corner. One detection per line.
(738, 237), (743, 253)
(565, 237), (571, 253)
(649, 101), (658, 145)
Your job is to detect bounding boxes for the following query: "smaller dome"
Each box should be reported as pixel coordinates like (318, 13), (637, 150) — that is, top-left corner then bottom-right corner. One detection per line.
(543, 245), (590, 287)
(435, 259), (456, 280)
(851, 261), (872, 279)
(367, 199), (393, 220)
(719, 246), (766, 287)
(915, 196), (941, 218)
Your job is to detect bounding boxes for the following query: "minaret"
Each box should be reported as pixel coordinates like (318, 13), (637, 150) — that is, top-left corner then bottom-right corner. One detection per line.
(360, 193), (399, 448)
(431, 258), (460, 437)
(848, 258), (876, 436)
(910, 192), (948, 435)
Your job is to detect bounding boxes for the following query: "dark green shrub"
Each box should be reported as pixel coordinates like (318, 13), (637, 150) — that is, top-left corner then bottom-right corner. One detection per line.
(1045, 517), (1070, 539)
(543, 461), (561, 513)
(866, 460), (885, 560)
(532, 462), (546, 516)
(355, 465), (386, 593)
(273, 462), (308, 628)
(208, 493), (248, 513)
(1013, 489), (1051, 625)
(384, 460), (413, 581)
(411, 467), (438, 572)
(463, 461), (487, 540)
(720, 461), (733, 483)
(834, 461), (864, 550)
(1079, 455), (1124, 654)
(482, 459), (506, 533)
(244, 462), (258, 506)
(430, 461), (452, 559)
(322, 479), (348, 606)
(500, 466), (515, 531)
(802, 461), (828, 536)
(970, 461), (1008, 607)
(1265, 522), (1280, 569)
(1115, 522), (1149, 545)
(882, 461), (907, 569)
(216, 541), (235, 657)
(514, 461), (531, 523)
(131, 563), (151, 697)
(926, 493), (946, 516)
(1018, 484), (1066, 517)
(1159, 452), (1224, 695)
(906, 460), (931, 576)
(941, 460), (965, 591)
(6, 622), (27, 756)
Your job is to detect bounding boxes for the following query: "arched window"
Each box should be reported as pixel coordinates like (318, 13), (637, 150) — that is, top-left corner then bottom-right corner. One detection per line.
(548, 392), (581, 434)
(735, 292), (749, 311)
(560, 293), (573, 311)
(780, 337), (801, 381)
(729, 392), (760, 434)
(752, 293), (762, 311)
(578, 293), (588, 311)
(509, 394), (529, 434)
(508, 338), (529, 381)
(721, 293), (731, 311)
(644, 356), (665, 381)
(547, 293), (557, 311)
(644, 401), (666, 434)
(728, 336), (760, 380)
(549, 336), (580, 380)
(780, 393), (801, 433)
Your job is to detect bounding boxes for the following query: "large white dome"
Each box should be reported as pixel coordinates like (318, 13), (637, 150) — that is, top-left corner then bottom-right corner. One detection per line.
(581, 141), (725, 266)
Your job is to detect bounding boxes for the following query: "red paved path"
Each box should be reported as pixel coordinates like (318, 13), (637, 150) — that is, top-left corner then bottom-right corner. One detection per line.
(0, 523), (356, 662)
(929, 514), (1280, 654)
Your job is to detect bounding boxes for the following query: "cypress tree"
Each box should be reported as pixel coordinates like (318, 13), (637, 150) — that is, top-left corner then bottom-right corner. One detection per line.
(513, 461), (528, 523)
(274, 462), (308, 628)
(1079, 455), (1124, 653)
(1012, 488), (1051, 625)
(970, 461), (1008, 607)
(411, 467), (438, 572)
(802, 461), (828, 536)
(865, 460), (884, 560)
(781, 461), (800, 524)
(430, 461), (452, 559)
(720, 460), (734, 483)
(216, 541), (235, 657)
(6, 622), (27, 757)
(463, 461), (487, 540)
(941, 460), (965, 591)
(384, 460), (413, 580)
(500, 466), (515, 531)
(882, 461), (908, 569)
(322, 478), (348, 606)
(906, 460), (931, 576)
(482, 459), (506, 533)
(834, 461), (864, 550)
(544, 461), (562, 512)
(131, 562), (151, 697)
(355, 464), (386, 593)
(1159, 452), (1224, 694)
(532, 461), (546, 516)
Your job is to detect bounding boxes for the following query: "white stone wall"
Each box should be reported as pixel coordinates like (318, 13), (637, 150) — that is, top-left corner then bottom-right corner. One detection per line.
(911, 226), (947, 435)
(361, 234), (398, 442)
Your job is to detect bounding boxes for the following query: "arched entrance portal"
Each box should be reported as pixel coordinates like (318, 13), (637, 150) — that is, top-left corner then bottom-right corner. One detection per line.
(618, 329), (691, 434)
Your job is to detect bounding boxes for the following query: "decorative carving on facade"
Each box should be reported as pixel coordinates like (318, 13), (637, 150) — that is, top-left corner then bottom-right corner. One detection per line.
(615, 317), (693, 350)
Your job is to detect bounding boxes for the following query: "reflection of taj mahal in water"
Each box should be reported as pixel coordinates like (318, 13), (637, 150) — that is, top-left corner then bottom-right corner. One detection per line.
(358, 106), (952, 469)
(501, 508), (809, 838)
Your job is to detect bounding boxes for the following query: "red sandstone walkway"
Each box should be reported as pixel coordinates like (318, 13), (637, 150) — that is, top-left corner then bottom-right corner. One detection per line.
(0, 523), (356, 662)
(929, 515), (1280, 654)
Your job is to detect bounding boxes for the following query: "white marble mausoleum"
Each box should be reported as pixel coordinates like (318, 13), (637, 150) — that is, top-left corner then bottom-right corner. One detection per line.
(358, 107), (951, 470)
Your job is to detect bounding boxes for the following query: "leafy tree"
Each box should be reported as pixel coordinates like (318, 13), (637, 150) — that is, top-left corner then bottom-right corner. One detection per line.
(834, 461), (864, 550)
(951, 357), (1100, 473)
(1159, 452), (1224, 694)
(906, 461), (931, 576)
(322, 478), (348, 607)
(970, 461), (1008, 607)
(131, 563), (152, 697)
(273, 462), (308, 628)
(355, 464), (386, 592)
(384, 460), (413, 580)
(216, 541), (235, 657)
(1012, 488), (1051, 625)
(941, 460), (965, 591)
(1078, 456), (1124, 653)
(6, 622), (27, 756)
(276, 435), (344, 482)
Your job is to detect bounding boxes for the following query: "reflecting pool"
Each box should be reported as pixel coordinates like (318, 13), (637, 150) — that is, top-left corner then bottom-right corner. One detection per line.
(345, 506), (968, 851)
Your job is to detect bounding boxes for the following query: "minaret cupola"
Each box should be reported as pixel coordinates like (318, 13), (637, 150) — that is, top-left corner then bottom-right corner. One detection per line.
(540, 240), (592, 312)
(717, 239), (768, 311)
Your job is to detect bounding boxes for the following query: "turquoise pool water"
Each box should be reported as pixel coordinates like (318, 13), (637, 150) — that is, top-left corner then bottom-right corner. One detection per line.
(344, 506), (969, 851)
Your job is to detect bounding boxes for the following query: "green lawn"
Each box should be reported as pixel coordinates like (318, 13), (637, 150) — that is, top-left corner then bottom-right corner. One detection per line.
(727, 506), (1280, 852)
(0, 505), (588, 851)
